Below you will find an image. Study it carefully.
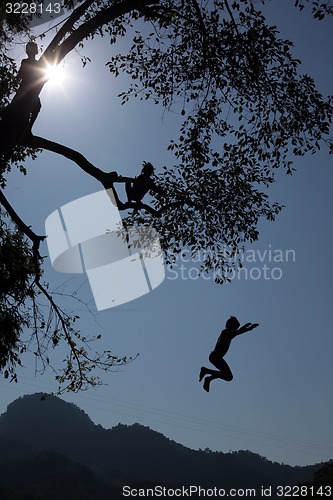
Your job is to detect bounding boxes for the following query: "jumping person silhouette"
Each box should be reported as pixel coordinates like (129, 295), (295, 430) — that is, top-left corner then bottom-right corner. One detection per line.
(199, 316), (259, 392)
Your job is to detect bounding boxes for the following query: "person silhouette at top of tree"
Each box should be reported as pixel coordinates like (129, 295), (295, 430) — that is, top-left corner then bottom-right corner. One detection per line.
(17, 42), (42, 92)
(12, 41), (45, 128)
(199, 316), (259, 392)
(125, 161), (166, 203)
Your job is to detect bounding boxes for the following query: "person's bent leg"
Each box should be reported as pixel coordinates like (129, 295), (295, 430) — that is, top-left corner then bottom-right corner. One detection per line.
(199, 366), (218, 381)
(209, 353), (233, 382)
(203, 376), (213, 392)
(125, 181), (133, 201)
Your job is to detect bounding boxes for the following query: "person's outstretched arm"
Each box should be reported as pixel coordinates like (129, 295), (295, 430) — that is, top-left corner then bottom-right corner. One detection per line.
(233, 323), (259, 337)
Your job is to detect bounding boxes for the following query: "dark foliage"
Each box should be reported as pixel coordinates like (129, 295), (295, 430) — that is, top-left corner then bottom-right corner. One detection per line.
(0, 209), (36, 378)
(0, 1), (332, 388)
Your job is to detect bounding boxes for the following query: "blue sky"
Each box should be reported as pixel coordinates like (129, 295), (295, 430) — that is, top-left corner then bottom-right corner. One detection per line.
(1, 0), (332, 467)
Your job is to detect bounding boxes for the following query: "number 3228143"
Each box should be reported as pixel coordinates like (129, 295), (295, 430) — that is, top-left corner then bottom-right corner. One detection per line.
(277, 485), (332, 497)
(5, 3), (62, 15)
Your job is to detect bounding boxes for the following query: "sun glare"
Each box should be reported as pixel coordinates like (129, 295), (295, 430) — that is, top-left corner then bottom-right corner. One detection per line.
(45, 63), (66, 86)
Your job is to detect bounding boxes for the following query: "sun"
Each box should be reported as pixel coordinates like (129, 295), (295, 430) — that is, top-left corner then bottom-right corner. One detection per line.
(45, 63), (66, 86)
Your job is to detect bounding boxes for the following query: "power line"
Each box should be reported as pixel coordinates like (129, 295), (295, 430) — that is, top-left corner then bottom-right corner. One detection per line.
(1, 375), (332, 462)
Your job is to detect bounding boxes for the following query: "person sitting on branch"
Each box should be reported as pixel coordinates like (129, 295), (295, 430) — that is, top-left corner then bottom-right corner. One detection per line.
(125, 161), (165, 203)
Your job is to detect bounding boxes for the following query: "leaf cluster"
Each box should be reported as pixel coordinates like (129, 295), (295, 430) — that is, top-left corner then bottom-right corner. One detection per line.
(0, 209), (35, 379)
(0, 208), (133, 392)
(110, 0), (332, 278)
(0, 0), (332, 389)
(294, 0), (333, 19)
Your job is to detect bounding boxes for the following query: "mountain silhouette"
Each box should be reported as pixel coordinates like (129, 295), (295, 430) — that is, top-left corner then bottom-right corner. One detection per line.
(0, 393), (329, 499)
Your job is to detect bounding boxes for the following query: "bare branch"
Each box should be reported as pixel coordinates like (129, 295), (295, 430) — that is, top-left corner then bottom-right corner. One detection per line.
(0, 190), (45, 245)
(224, 0), (241, 34)
(42, 0), (96, 61)
(121, 200), (162, 217)
(23, 135), (162, 215)
(54, 0), (160, 64)
(191, 0), (207, 36)
(34, 280), (86, 390)
(24, 134), (110, 184)
(0, 189), (45, 281)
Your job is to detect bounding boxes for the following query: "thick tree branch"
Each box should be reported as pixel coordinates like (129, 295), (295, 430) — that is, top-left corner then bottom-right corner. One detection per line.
(43, 0), (96, 60)
(25, 134), (118, 186)
(23, 135), (162, 215)
(54, 0), (160, 64)
(6, 0), (160, 107)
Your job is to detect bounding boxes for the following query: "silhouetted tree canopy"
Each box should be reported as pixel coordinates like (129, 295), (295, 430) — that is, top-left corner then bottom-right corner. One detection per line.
(0, 0), (332, 390)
